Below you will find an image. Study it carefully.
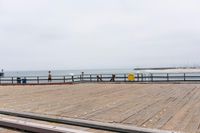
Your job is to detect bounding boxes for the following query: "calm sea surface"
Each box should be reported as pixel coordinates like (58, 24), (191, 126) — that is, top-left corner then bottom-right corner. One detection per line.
(2, 69), (200, 82)
(4, 69), (133, 77)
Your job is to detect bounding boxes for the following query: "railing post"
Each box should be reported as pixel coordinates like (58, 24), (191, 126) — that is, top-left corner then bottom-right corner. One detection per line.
(72, 76), (74, 82)
(64, 76), (65, 83)
(137, 73), (139, 82)
(37, 77), (39, 84)
(167, 73), (169, 81)
(90, 75), (92, 82)
(184, 73), (186, 81)
(12, 77), (14, 84)
(151, 74), (153, 82)
(141, 73), (143, 82)
(124, 74), (126, 82)
(0, 77), (1, 84)
(80, 75), (82, 82)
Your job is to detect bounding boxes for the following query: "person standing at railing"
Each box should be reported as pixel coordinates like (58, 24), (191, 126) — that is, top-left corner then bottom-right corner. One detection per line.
(110, 74), (116, 82)
(22, 77), (27, 84)
(81, 72), (84, 81)
(48, 71), (52, 82)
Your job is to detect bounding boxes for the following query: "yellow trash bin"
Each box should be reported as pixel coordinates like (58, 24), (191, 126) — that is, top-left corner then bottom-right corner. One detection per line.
(128, 73), (135, 81)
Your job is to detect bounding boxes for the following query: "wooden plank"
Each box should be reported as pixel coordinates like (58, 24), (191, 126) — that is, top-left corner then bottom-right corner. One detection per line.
(0, 84), (200, 132)
(91, 85), (176, 123)
(162, 86), (200, 132)
(155, 87), (198, 128)
(141, 86), (197, 129)
(115, 85), (177, 126)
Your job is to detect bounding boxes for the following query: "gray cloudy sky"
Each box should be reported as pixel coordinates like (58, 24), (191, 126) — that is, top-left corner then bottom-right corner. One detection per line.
(0, 0), (200, 70)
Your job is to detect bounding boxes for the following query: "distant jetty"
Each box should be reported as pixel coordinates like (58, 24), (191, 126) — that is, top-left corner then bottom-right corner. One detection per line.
(134, 67), (200, 70)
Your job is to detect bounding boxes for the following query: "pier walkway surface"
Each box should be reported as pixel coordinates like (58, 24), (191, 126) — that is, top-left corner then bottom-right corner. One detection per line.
(0, 84), (200, 133)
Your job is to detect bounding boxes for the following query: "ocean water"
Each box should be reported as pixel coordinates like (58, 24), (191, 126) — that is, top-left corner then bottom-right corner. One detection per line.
(2, 68), (200, 83)
(4, 69), (133, 77)
(4, 68), (200, 77)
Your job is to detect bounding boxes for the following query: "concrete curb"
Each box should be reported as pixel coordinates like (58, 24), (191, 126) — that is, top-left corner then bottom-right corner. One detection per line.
(0, 116), (90, 133)
(0, 109), (177, 133)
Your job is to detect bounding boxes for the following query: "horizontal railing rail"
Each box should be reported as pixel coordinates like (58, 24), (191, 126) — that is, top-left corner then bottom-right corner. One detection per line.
(1, 73), (200, 85)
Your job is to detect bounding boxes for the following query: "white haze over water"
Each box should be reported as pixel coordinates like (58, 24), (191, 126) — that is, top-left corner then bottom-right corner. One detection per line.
(4, 69), (133, 77)
(0, 0), (200, 71)
(5, 68), (200, 77)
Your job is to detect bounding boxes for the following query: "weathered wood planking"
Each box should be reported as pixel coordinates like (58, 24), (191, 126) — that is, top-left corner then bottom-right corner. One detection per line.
(0, 84), (200, 132)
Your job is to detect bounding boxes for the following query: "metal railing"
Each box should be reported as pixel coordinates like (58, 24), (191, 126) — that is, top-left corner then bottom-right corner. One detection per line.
(0, 73), (200, 85)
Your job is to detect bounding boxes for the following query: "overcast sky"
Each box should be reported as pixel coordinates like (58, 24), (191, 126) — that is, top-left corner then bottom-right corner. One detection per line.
(0, 0), (200, 70)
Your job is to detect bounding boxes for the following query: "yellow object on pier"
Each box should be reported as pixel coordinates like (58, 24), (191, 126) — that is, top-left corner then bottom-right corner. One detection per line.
(128, 73), (135, 81)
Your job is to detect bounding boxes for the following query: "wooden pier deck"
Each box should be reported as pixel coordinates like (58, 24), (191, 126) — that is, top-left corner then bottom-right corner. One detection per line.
(0, 83), (200, 133)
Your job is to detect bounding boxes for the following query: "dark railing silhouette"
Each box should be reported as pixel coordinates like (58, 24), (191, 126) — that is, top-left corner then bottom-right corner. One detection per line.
(0, 73), (200, 85)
